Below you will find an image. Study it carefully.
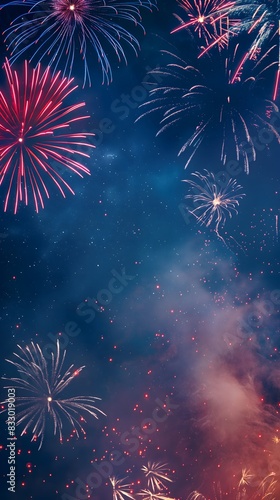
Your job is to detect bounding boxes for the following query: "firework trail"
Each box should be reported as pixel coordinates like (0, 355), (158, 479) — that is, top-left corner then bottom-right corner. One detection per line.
(1, 341), (106, 449)
(0, 0), (157, 86)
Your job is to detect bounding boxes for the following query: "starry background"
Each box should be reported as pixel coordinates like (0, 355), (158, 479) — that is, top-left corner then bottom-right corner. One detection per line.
(0, 1), (280, 499)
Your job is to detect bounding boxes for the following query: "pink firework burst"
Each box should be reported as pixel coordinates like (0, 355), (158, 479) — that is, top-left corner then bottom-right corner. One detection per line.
(0, 59), (94, 213)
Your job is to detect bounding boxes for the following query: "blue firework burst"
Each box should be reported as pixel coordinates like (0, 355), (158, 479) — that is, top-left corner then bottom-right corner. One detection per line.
(1, 0), (157, 86)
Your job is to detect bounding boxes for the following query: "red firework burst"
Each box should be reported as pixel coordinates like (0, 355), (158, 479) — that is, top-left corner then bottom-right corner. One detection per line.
(0, 59), (94, 213)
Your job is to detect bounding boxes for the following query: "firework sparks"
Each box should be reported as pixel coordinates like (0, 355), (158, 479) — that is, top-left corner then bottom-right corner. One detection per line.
(1, 0), (157, 86)
(0, 59), (94, 214)
(0, 341), (106, 449)
(141, 462), (173, 492)
(183, 169), (244, 244)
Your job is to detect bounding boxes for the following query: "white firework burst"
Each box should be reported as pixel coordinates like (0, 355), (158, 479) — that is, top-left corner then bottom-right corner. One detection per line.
(1, 340), (106, 449)
(183, 169), (245, 244)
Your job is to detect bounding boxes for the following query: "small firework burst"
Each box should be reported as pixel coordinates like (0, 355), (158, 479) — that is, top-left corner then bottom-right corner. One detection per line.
(183, 169), (244, 244)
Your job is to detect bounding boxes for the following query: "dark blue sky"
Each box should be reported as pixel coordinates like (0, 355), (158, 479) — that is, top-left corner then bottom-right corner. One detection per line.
(0, 1), (280, 499)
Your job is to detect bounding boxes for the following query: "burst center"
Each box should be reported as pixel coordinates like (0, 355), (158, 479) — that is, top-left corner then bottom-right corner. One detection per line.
(213, 196), (221, 207)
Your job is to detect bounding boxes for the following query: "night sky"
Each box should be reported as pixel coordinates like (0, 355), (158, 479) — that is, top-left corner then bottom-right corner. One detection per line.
(0, 1), (280, 499)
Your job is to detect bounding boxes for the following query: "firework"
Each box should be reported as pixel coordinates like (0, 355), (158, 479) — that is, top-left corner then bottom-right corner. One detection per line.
(137, 49), (280, 172)
(183, 169), (244, 244)
(1, 341), (106, 449)
(0, 59), (94, 213)
(171, 0), (238, 51)
(141, 462), (173, 492)
(1, 0), (157, 86)
(109, 476), (135, 500)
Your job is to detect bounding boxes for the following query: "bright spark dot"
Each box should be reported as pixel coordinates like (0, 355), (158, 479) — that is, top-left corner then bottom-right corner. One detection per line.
(198, 16), (204, 23)
(212, 196), (221, 206)
(47, 396), (52, 402)
(69, 4), (75, 11)
(18, 138), (23, 143)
